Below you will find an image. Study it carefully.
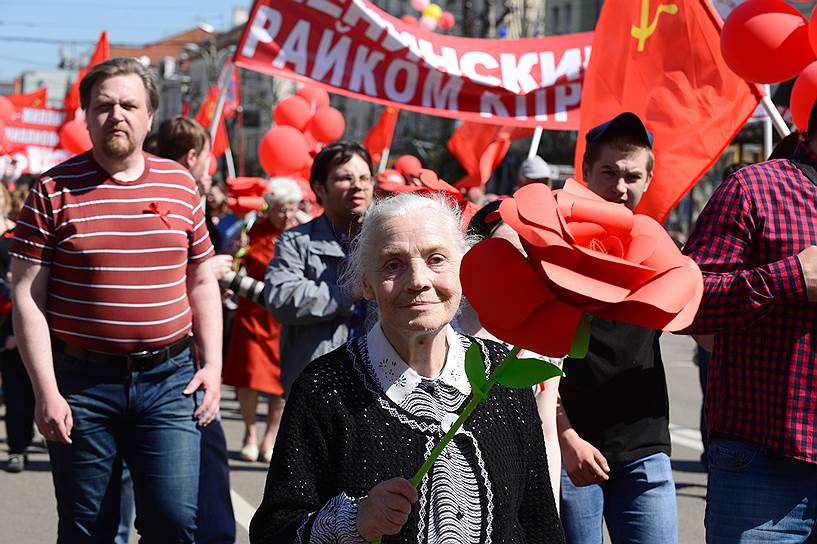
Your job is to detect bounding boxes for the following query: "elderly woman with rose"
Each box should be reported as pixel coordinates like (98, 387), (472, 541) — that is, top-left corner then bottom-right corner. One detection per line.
(249, 192), (564, 543)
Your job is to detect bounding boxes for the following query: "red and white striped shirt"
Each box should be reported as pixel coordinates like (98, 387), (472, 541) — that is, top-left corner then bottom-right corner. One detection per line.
(11, 151), (214, 354)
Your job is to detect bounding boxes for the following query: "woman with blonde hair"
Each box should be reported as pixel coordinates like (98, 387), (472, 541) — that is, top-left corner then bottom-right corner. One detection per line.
(222, 177), (303, 462)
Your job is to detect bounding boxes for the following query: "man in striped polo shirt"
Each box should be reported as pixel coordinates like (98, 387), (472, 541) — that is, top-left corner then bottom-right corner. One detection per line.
(10, 57), (222, 543)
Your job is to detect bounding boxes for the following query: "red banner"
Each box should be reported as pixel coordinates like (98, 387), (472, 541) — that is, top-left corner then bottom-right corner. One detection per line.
(234, 0), (592, 129)
(4, 103), (65, 151)
(1, 95), (72, 174)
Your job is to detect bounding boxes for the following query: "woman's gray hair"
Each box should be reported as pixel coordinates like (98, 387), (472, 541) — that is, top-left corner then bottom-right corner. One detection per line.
(340, 192), (479, 298)
(265, 177), (303, 205)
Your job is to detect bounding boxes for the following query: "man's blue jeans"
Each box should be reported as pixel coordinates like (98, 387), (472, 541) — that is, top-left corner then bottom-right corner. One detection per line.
(560, 452), (678, 544)
(47, 347), (201, 543)
(706, 436), (817, 543)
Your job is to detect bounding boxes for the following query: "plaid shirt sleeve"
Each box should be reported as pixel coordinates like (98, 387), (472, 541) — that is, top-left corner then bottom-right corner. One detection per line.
(682, 172), (807, 334)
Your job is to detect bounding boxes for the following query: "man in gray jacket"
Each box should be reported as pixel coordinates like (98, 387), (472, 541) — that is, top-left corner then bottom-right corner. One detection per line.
(264, 141), (374, 393)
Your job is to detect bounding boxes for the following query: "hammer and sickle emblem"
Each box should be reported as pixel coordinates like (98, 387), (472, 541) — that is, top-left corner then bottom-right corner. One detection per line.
(631, 0), (679, 52)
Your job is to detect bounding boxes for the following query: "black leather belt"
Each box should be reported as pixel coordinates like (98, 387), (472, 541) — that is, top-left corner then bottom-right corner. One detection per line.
(54, 336), (193, 372)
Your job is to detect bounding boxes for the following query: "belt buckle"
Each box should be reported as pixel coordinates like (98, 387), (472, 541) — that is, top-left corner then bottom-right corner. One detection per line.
(126, 350), (156, 371)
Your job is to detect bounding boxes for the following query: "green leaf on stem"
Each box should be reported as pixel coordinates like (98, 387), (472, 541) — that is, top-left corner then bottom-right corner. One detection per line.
(568, 313), (593, 359)
(464, 343), (488, 399)
(495, 356), (565, 388)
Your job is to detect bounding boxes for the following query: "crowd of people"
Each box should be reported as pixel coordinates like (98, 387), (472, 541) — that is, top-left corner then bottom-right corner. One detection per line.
(3, 55), (817, 544)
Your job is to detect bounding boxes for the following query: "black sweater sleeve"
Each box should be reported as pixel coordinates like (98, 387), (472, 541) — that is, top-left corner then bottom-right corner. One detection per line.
(249, 372), (364, 544)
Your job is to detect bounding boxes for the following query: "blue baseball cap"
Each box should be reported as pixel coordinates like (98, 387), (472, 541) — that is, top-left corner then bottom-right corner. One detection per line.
(585, 112), (654, 148)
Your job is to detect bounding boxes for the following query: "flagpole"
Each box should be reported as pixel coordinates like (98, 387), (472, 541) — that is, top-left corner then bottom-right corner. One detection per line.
(238, 105), (246, 177)
(210, 63), (234, 144)
(378, 148), (390, 172)
(223, 121), (237, 179)
(209, 62), (236, 179)
(527, 126), (543, 158)
(376, 107), (399, 172)
(759, 91), (790, 140)
(762, 84), (774, 159)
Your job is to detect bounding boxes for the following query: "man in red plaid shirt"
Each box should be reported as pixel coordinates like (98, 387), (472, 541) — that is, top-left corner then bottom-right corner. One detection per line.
(683, 104), (817, 542)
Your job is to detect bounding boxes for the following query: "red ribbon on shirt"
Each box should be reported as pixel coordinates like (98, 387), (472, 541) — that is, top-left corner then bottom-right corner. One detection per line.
(146, 202), (171, 228)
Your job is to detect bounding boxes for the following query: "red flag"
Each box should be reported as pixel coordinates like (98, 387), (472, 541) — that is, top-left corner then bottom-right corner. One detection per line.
(222, 69), (241, 119)
(8, 88), (48, 108)
(196, 86), (228, 157)
(448, 122), (532, 188)
(64, 31), (110, 120)
(575, 0), (762, 222)
(364, 107), (399, 165)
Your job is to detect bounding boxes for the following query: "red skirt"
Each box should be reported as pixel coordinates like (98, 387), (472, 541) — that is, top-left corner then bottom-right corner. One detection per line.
(223, 297), (283, 396)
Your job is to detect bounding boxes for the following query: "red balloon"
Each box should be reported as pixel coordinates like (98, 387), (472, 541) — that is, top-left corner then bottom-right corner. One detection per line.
(721, 0), (812, 84)
(401, 14), (419, 26)
(0, 97), (13, 123)
(296, 85), (330, 111)
(273, 95), (313, 131)
(307, 106), (345, 143)
(302, 129), (319, 155)
(791, 61), (817, 130)
(395, 155), (422, 177)
(258, 125), (311, 177)
(438, 12), (455, 31)
(59, 120), (92, 154)
(809, 5), (817, 57)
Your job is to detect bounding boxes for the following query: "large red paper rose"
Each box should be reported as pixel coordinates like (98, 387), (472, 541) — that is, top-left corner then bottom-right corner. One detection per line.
(461, 181), (703, 357)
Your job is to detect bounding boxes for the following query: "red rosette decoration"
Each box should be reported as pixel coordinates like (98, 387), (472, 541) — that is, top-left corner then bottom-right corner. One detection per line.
(461, 180), (703, 357)
(377, 168), (478, 228)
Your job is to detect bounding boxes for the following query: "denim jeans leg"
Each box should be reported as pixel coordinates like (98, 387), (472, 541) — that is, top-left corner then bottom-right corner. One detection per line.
(705, 437), (817, 543)
(560, 467), (605, 544)
(604, 452), (678, 544)
(125, 350), (201, 543)
(114, 462), (134, 544)
(48, 353), (128, 543)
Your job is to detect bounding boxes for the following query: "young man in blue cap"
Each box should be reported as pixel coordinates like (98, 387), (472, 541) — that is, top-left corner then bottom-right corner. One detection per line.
(557, 112), (677, 544)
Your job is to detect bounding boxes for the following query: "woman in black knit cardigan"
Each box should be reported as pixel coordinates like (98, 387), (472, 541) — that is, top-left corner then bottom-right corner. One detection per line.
(250, 192), (564, 543)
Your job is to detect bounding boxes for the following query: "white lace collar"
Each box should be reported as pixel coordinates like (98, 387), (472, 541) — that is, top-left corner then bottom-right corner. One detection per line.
(365, 321), (470, 405)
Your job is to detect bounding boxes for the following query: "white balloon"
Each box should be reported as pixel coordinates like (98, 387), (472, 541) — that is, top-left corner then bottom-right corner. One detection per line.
(419, 15), (437, 30)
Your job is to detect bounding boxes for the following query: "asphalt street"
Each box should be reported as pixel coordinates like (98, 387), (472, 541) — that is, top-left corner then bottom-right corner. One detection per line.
(0, 333), (706, 543)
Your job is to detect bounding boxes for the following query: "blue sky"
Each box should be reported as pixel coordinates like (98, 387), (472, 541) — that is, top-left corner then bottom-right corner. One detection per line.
(0, 0), (252, 81)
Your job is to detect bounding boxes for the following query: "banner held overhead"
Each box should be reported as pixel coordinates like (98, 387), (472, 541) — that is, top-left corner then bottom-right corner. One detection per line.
(234, 0), (592, 129)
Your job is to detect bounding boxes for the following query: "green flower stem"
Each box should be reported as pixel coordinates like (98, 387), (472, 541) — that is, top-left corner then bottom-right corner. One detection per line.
(371, 347), (521, 543)
(408, 394), (479, 487)
(371, 347), (522, 543)
(409, 345), (520, 485)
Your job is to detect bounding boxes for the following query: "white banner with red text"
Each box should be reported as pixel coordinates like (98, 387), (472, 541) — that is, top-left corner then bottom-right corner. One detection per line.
(234, 0), (593, 129)
(2, 103), (71, 175)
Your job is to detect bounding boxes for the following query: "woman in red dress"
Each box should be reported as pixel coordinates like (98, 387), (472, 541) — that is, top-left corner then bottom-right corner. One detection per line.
(223, 177), (302, 462)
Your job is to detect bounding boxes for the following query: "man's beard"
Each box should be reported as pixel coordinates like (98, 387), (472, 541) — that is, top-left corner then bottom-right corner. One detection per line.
(100, 132), (135, 159)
